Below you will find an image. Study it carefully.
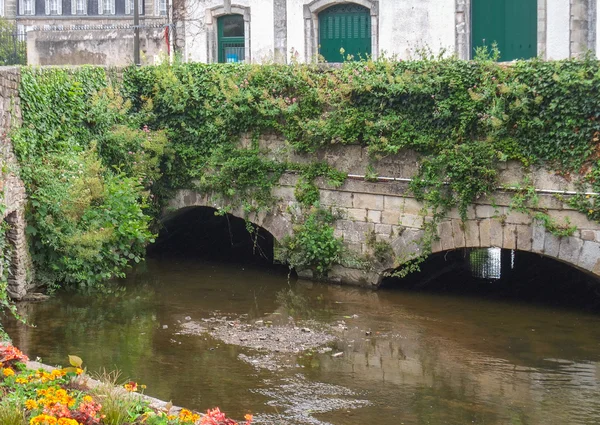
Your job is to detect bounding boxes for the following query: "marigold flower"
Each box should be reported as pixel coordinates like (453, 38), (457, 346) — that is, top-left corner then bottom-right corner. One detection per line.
(30, 414), (58, 425)
(25, 399), (39, 410)
(2, 367), (15, 377)
(57, 418), (79, 425)
(83, 395), (93, 403)
(179, 408), (200, 423)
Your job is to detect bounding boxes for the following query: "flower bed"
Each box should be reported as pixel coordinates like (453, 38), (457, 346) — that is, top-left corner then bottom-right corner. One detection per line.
(0, 343), (252, 425)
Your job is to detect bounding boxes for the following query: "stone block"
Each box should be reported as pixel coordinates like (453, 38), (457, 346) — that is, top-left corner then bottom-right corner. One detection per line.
(452, 219), (466, 248)
(447, 205), (476, 220)
(272, 186), (295, 202)
(367, 209), (382, 223)
(345, 208), (368, 221)
(479, 219), (491, 247)
(353, 193), (384, 210)
(475, 205), (504, 219)
(504, 211), (531, 225)
(543, 232), (561, 258)
(381, 210), (402, 225)
(464, 221), (480, 247)
(391, 229), (425, 259)
(431, 236), (442, 253)
(401, 214), (424, 229)
(531, 220), (546, 253)
(558, 236), (584, 265)
(516, 225), (533, 252)
(320, 190), (354, 208)
(502, 224), (517, 250)
(577, 241), (600, 271)
(375, 223), (393, 235)
(439, 221), (454, 251)
(383, 196), (422, 215)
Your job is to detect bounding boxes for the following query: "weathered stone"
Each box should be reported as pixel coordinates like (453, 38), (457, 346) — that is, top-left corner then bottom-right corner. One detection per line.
(353, 193), (384, 210)
(504, 211), (531, 225)
(367, 209), (382, 223)
(531, 220), (546, 253)
(577, 241), (600, 271)
(452, 219), (466, 249)
(502, 224), (517, 250)
(479, 219), (491, 247)
(345, 208), (368, 221)
(490, 219), (504, 247)
(320, 190), (354, 208)
(464, 220), (480, 248)
(558, 236), (584, 265)
(381, 210), (402, 225)
(375, 223), (392, 235)
(543, 232), (562, 258)
(516, 225), (533, 252)
(475, 205), (504, 219)
(383, 196), (422, 215)
(439, 221), (454, 251)
(400, 214), (423, 229)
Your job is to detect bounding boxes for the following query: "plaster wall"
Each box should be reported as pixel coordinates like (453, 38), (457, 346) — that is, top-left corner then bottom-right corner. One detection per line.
(546, 0), (572, 59)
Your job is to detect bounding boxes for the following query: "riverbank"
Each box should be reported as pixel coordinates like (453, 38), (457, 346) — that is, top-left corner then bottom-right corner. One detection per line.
(0, 342), (252, 425)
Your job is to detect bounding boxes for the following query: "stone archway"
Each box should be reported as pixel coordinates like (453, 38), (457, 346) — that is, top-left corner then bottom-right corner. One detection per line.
(205, 3), (251, 63)
(166, 189), (293, 243)
(303, 0), (379, 62)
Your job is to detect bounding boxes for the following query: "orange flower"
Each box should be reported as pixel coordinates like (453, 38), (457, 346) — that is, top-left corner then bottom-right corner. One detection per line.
(2, 367), (15, 377)
(29, 414), (58, 425)
(25, 399), (39, 410)
(124, 381), (138, 392)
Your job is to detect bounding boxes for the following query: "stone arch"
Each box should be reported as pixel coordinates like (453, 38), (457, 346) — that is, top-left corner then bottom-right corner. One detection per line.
(166, 189), (293, 243)
(381, 218), (600, 284)
(205, 3), (251, 63)
(456, 0), (547, 60)
(303, 0), (379, 62)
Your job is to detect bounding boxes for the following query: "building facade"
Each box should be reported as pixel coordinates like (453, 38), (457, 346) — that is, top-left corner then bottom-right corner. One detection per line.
(183, 0), (600, 64)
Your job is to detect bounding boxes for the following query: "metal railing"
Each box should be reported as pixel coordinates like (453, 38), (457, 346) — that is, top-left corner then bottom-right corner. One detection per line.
(0, 30), (27, 66)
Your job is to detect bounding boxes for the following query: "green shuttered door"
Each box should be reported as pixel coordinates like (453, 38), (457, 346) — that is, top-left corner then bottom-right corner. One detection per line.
(318, 4), (371, 63)
(472, 0), (537, 61)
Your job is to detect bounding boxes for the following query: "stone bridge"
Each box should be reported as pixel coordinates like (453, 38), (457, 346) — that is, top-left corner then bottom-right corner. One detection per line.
(167, 135), (600, 287)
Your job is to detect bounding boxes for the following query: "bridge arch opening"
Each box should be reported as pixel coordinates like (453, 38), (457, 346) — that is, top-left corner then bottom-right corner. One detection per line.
(380, 248), (600, 310)
(148, 206), (280, 267)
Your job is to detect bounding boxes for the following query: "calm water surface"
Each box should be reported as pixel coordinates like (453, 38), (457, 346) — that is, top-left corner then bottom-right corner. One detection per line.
(5, 258), (600, 425)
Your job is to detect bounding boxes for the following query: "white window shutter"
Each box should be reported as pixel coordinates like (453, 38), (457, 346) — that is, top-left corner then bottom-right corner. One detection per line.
(0, 0), (5, 17)
(71, 0), (76, 14)
(97, 0), (103, 14)
(125, 0), (130, 14)
(154, 0), (157, 16)
(44, 0), (50, 14)
(31, 0), (35, 14)
(18, 0), (23, 14)
(139, 0), (142, 14)
(110, 0), (114, 14)
(57, 0), (61, 14)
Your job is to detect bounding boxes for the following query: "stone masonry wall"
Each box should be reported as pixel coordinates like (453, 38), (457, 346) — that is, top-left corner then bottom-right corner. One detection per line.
(0, 66), (32, 300)
(170, 134), (600, 287)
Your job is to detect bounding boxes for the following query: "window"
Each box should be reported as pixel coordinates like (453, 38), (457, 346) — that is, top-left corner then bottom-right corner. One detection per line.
(19, 0), (35, 15)
(318, 4), (371, 62)
(98, 0), (115, 15)
(154, 0), (166, 16)
(71, 0), (86, 15)
(471, 0), (537, 61)
(45, 0), (61, 15)
(125, 0), (143, 15)
(0, 0), (4, 17)
(218, 14), (245, 63)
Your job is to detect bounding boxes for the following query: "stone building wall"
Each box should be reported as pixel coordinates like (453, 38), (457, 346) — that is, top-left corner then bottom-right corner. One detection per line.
(0, 66), (32, 300)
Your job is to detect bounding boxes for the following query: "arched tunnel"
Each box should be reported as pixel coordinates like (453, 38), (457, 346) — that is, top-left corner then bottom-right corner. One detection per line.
(380, 248), (600, 310)
(148, 207), (281, 267)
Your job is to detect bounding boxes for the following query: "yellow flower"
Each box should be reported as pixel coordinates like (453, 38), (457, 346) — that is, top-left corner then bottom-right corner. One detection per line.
(75, 368), (83, 375)
(25, 399), (38, 410)
(2, 367), (15, 377)
(178, 409), (200, 423)
(16, 377), (29, 384)
(30, 414), (58, 425)
(83, 395), (93, 403)
(57, 419), (79, 425)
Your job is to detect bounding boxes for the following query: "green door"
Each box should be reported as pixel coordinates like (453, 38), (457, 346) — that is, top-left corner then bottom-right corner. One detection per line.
(472, 0), (537, 61)
(318, 4), (371, 62)
(218, 14), (245, 63)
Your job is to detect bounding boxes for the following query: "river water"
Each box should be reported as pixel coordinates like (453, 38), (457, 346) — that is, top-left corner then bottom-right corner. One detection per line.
(5, 258), (600, 425)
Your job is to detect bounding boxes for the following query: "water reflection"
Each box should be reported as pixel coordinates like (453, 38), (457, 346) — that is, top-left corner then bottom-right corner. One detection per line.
(4, 258), (600, 424)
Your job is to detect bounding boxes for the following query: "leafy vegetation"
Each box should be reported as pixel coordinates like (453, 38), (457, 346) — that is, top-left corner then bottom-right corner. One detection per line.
(0, 343), (253, 425)
(1, 54), (599, 298)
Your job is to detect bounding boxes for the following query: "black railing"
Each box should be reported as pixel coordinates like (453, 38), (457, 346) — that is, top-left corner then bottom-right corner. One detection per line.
(0, 30), (27, 66)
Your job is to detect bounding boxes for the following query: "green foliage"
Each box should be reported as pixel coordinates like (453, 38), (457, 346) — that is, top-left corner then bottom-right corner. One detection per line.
(365, 231), (394, 264)
(0, 399), (25, 425)
(277, 207), (343, 277)
(12, 68), (157, 289)
(292, 162), (346, 208)
(0, 19), (26, 66)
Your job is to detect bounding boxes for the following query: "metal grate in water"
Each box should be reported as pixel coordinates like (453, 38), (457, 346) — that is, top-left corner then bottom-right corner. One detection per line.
(469, 247), (502, 280)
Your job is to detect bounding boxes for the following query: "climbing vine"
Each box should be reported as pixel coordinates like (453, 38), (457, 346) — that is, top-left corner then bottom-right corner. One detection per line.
(8, 53), (600, 287)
